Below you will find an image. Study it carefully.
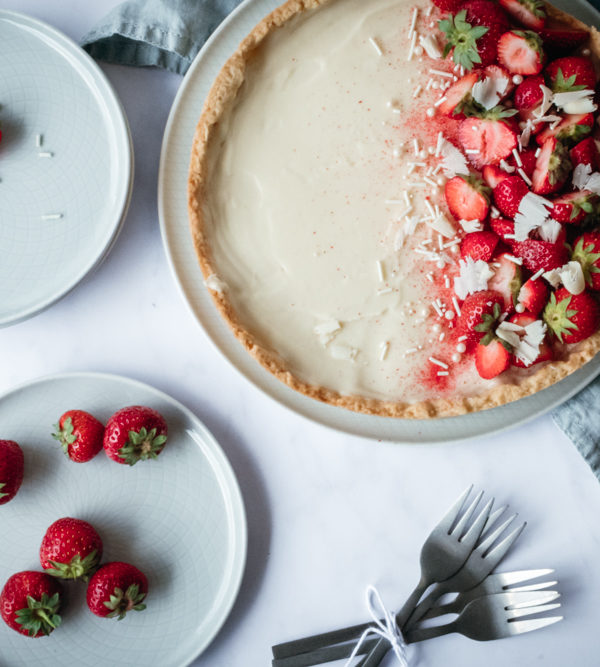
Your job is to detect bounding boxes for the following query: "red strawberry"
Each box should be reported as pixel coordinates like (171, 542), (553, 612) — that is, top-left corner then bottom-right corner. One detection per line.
(39, 518), (102, 581)
(570, 137), (600, 171)
(490, 217), (516, 242)
(103, 405), (168, 465)
(546, 56), (597, 92)
(571, 233), (600, 290)
(52, 410), (104, 463)
(493, 174), (530, 218)
(532, 137), (572, 195)
(0, 440), (24, 505)
(497, 30), (546, 76)
(550, 190), (598, 224)
(483, 164), (511, 189)
(87, 562), (148, 620)
(512, 237), (569, 272)
(488, 252), (523, 312)
(509, 312), (554, 366)
(457, 290), (506, 344)
(540, 26), (589, 57)
(460, 231), (500, 261)
(439, 72), (479, 116)
(498, 0), (546, 31)
(475, 338), (511, 378)
(543, 287), (600, 342)
(536, 112), (594, 146)
(458, 117), (518, 169)
(518, 278), (549, 315)
(445, 174), (491, 221)
(513, 74), (546, 120)
(507, 147), (537, 179)
(0, 571), (62, 637)
(433, 0), (467, 12)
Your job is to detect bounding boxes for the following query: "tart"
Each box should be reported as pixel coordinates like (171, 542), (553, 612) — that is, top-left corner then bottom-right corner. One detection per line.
(188, 0), (600, 418)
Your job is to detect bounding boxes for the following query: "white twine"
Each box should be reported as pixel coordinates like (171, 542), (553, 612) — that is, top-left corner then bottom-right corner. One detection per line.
(344, 586), (409, 666)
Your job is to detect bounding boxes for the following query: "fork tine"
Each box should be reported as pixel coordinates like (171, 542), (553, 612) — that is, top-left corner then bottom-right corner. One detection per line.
(438, 485), (474, 533)
(512, 580), (558, 593)
(497, 569), (554, 587)
(450, 490), (484, 537)
(508, 615), (563, 635)
(481, 505), (507, 536)
(482, 521), (526, 563)
(508, 602), (562, 619)
(476, 514), (517, 554)
(507, 591), (561, 608)
(459, 497), (494, 546)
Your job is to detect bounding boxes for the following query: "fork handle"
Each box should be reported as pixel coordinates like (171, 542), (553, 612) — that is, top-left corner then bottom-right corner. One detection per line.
(403, 580), (454, 632)
(404, 621), (458, 644)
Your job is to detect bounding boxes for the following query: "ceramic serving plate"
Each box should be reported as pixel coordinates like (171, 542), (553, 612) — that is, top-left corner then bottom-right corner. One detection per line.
(0, 373), (246, 667)
(0, 11), (133, 327)
(158, 0), (600, 443)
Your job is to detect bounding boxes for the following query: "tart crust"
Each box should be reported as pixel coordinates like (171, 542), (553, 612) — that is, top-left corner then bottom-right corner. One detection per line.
(188, 0), (600, 418)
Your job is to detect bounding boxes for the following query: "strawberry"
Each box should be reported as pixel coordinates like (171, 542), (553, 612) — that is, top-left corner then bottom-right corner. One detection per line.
(475, 338), (511, 378)
(445, 174), (491, 221)
(482, 64), (515, 100)
(483, 164), (511, 189)
(531, 137), (572, 195)
(39, 517), (102, 581)
(508, 312), (554, 366)
(498, 0), (546, 31)
(543, 287), (600, 342)
(540, 26), (589, 57)
(518, 277), (549, 315)
(493, 175), (530, 218)
(490, 217), (516, 242)
(497, 30), (546, 76)
(512, 237), (569, 272)
(86, 562), (148, 620)
(103, 405), (168, 465)
(513, 74), (546, 120)
(457, 290), (506, 344)
(0, 571), (62, 637)
(458, 116), (518, 168)
(571, 233), (600, 290)
(488, 252), (523, 311)
(570, 137), (600, 171)
(52, 410), (104, 463)
(536, 112), (594, 146)
(0, 440), (24, 505)
(546, 56), (597, 92)
(460, 231), (500, 261)
(507, 147), (537, 179)
(550, 190), (598, 224)
(439, 72), (480, 116)
(433, 0), (467, 12)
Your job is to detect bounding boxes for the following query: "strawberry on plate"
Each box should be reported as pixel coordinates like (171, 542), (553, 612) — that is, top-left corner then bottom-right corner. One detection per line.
(512, 237), (570, 272)
(497, 30), (546, 76)
(488, 252), (523, 312)
(571, 232), (600, 289)
(40, 517), (103, 581)
(52, 410), (104, 463)
(543, 287), (600, 342)
(531, 136), (572, 195)
(460, 231), (500, 261)
(570, 137), (600, 171)
(518, 277), (549, 315)
(86, 562), (148, 620)
(0, 571), (62, 637)
(540, 26), (589, 57)
(457, 290), (506, 344)
(507, 147), (537, 179)
(483, 164), (511, 189)
(433, 0), (467, 12)
(0, 439), (24, 505)
(439, 72), (479, 116)
(513, 74), (546, 121)
(546, 56), (597, 92)
(475, 337), (511, 378)
(103, 405), (168, 465)
(509, 311), (554, 366)
(490, 216), (516, 242)
(498, 0), (546, 31)
(550, 190), (598, 224)
(445, 174), (491, 221)
(536, 112), (594, 146)
(458, 115), (518, 168)
(493, 174), (530, 218)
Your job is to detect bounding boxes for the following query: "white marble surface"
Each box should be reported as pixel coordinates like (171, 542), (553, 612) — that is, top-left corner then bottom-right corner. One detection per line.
(1, 1), (600, 666)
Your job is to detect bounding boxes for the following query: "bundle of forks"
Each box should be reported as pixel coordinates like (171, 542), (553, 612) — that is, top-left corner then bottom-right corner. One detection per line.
(271, 486), (562, 667)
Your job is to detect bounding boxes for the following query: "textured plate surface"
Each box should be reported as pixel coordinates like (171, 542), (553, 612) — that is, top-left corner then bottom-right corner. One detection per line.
(0, 373), (246, 667)
(0, 11), (133, 327)
(158, 0), (600, 443)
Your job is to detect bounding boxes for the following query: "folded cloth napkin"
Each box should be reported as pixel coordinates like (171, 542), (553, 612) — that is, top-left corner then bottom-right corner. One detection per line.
(81, 0), (244, 75)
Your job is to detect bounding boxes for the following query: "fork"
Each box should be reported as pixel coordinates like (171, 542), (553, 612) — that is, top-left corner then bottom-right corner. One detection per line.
(405, 590), (562, 643)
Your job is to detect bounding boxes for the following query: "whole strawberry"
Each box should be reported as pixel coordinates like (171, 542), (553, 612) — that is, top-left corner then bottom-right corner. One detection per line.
(0, 439), (24, 505)
(460, 231), (500, 262)
(572, 233), (600, 290)
(512, 237), (569, 273)
(86, 562), (148, 620)
(546, 56), (597, 92)
(457, 290), (506, 344)
(52, 410), (104, 463)
(103, 406), (168, 465)
(493, 175), (530, 218)
(40, 517), (102, 581)
(543, 287), (600, 343)
(0, 571), (62, 637)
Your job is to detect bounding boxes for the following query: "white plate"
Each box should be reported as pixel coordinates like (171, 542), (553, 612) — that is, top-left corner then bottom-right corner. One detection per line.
(0, 373), (246, 667)
(158, 0), (600, 443)
(0, 11), (133, 327)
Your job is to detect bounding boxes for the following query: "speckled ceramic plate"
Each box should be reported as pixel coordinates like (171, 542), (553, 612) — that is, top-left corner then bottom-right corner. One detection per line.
(158, 0), (600, 443)
(0, 11), (133, 327)
(0, 373), (246, 667)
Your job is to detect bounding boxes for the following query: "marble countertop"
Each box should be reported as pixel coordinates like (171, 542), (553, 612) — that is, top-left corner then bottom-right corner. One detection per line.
(1, 1), (600, 665)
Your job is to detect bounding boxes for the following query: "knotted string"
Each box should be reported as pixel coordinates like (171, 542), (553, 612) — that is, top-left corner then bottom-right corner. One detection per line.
(344, 586), (409, 666)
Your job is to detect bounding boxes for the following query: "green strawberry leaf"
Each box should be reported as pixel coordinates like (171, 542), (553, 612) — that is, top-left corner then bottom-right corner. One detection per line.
(439, 11), (488, 71)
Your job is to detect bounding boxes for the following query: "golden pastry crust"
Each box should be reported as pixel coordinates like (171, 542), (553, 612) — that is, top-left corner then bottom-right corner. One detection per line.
(188, 0), (600, 418)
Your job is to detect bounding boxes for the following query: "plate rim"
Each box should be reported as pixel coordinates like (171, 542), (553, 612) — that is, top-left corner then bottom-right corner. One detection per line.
(0, 370), (248, 666)
(0, 9), (134, 328)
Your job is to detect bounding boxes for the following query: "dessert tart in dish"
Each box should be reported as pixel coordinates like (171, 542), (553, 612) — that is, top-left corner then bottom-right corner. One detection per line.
(188, 0), (600, 418)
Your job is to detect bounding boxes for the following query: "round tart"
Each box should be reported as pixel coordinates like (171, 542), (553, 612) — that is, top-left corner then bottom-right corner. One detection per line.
(188, 0), (600, 417)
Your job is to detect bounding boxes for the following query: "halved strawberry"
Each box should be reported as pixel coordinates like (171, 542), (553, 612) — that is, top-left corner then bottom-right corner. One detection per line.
(507, 147), (537, 179)
(488, 252), (522, 312)
(571, 233), (600, 290)
(458, 117), (518, 169)
(550, 190), (598, 224)
(460, 231), (500, 261)
(536, 112), (594, 146)
(445, 174), (491, 221)
(439, 72), (480, 117)
(540, 26), (589, 57)
(518, 278), (549, 315)
(546, 56), (597, 92)
(497, 30), (546, 76)
(490, 217), (516, 242)
(512, 237), (569, 272)
(457, 290), (506, 345)
(513, 74), (546, 121)
(476, 338), (511, 378)
(483, 164), (511, 189)
(543, 287), (600, 342)
(570, 137), (600, 171)
(498, 0), (546, 31)
(493, 174), (530, 218)
(531, 136), (572, 195)
(482, 64), (515, 100)
(508, 312), (554, 366)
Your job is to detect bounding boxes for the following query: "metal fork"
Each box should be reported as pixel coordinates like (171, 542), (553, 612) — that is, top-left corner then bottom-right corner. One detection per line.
(405, 590), (562, 643)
